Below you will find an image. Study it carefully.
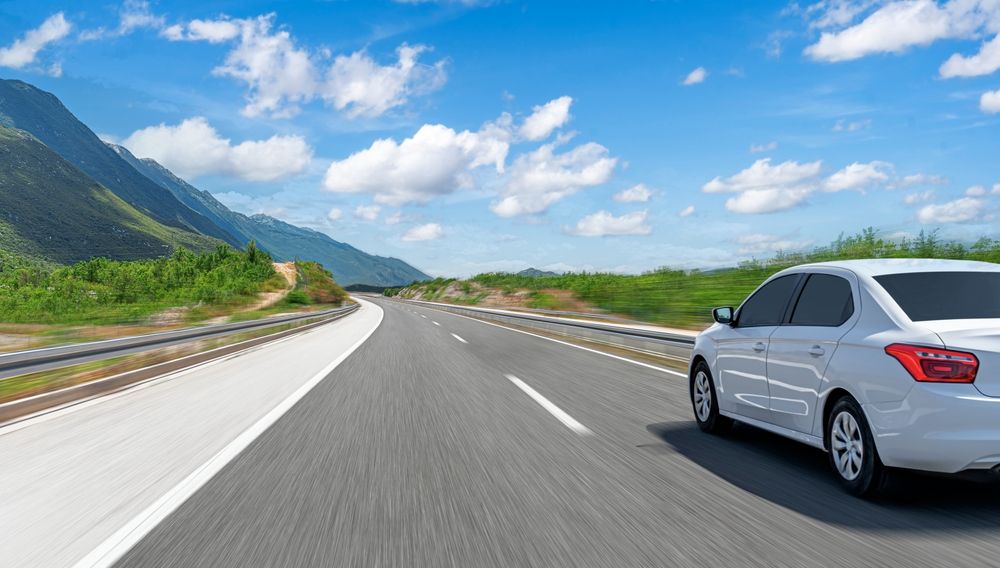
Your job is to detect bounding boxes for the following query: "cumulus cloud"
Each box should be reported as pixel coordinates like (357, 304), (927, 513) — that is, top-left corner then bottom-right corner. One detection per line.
(981, 89), (1000, 113)
(80, 0), (165, 40)
(566, 210), (651, 237)
(169, 14), (446, 118)
(749, 141), (778, 153)
(327, 208), (343, 221)
(940, 34), (1000, 77)
(702, 158), (896, 214)
(678, 205), (696, 217)
(613, 183), (653, 203)
(737, 233), (812, 255)
(917, 196), (988, 223)
(323, 116), (511, 206)
(491, 141), (617, 217)
(0, 12), (71, 69)
(682, 66), (708, 85)
(354, 204), (381, 221)
(122, 117), (312, 181)
(402, 223), (444, 241)
(518, 96), (572, 141)
(384, 211), (404, 225)
(824, 161), (892, 192)
(904, 190), (936, 204)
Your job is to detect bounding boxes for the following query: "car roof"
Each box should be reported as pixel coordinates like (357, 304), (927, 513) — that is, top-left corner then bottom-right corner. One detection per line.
(784, 258), (1000, 277)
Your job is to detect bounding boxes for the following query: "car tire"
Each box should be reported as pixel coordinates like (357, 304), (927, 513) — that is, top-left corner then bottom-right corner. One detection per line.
(690, 361), (732, 435)
(826, 396), (890, 497)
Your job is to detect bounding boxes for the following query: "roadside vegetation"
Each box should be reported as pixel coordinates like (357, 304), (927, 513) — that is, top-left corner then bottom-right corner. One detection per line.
(0, 242), (288, 326)
(387, 229), (1000, 328)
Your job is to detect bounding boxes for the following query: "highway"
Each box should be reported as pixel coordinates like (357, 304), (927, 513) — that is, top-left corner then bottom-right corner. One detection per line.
(4, 297), (1000, 567)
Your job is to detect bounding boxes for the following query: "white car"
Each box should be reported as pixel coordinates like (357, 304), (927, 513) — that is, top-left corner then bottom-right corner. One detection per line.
(689, 259), (1000, 496)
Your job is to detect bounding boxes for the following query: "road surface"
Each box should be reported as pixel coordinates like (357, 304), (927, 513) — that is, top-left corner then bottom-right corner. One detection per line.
(4, 297), (1000, 567)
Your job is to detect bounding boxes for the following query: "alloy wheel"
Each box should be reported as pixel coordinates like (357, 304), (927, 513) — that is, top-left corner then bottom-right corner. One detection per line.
(831, 410), (864, 481)
(693, 371), (712, 423)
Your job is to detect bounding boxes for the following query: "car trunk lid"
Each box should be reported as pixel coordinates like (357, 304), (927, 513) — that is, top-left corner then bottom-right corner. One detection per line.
(921, 319), (1000, 397)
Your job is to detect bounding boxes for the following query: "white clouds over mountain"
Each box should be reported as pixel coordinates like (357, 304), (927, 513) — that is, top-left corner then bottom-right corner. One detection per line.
(122, 117), (312, 181)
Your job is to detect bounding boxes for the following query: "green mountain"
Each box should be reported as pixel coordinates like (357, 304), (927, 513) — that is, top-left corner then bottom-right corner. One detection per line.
(0, 126), (220, 264)
(111, 144), (430, 286)
(0, 79), (237, 246)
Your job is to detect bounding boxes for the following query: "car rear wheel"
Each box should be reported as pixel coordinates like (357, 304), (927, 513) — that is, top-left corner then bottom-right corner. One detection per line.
(827, 396), (890, 497)
(691, 362), (731, 434)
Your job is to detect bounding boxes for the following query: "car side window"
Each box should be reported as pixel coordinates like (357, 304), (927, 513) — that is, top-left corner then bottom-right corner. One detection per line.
(736, 274), (800, 327)
(789, 274), (854, 327)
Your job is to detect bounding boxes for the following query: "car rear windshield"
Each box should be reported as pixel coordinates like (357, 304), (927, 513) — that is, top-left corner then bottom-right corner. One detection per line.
(874, 271), (1000, 321)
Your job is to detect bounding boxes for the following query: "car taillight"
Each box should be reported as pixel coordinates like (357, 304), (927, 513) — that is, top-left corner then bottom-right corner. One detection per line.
(885, 343), (979, 383)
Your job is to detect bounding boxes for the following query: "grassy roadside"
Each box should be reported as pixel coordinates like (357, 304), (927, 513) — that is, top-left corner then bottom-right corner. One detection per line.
(387, 229), (1000, 329)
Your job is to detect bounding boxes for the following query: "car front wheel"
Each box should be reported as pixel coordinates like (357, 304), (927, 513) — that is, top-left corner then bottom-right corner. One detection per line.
(690, 362), (731, 434)
(827, 396), (890, 497)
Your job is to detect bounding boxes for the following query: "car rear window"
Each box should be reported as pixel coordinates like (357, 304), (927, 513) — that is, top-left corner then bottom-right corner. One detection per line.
(874, 271), (1000, 321)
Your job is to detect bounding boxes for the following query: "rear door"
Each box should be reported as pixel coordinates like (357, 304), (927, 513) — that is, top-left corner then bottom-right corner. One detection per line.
(715, 274), (802, 422)
(766, 271), (858, 433)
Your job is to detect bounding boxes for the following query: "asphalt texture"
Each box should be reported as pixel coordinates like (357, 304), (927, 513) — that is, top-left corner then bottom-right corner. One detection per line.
(109, 297), (1000, 568)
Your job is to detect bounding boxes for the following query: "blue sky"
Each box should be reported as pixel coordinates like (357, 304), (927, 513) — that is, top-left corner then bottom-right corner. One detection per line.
(2, 0), (999, 277)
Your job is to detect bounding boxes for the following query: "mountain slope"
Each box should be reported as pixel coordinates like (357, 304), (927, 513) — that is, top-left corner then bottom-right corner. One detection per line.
(0, 79), (237, 246)
(113, 147), (430, 286)
(0, 126), (220, 263)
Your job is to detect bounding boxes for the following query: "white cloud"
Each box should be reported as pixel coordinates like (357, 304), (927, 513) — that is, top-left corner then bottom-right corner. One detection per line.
(81, 0), (165, 40)
(0, 12), (71, 69)
(613, 183), (653, 203)
(678, 205), (696, 217)
(682, 66), (708, 85)
(804, 0), (973, 62)
(323, 116), (511, 206)
(824, 161), (891, 191)
(981, 88), (1000, 113)
(703, 158), (823, 194)
(384, 211), (404, 225)
(324, 44), (448, 118)
(749, 141), (778, 153)
(891, 173), (948, 188)
(804, 0), (881, 29)
(833, 118), (871, 131)
(567, 210), (652, 237)
(904, 190), (935, 204)
(917, 196), (988, 223)
(940, 34), (1000, 77)
(327, 208), (343, 221)
(162, 18), (241, 42)
(491, 141), (617, 217)
(402, 223), (444, 241)
(723, 187), (814, 214)
(965, 185), (988, 196)
(122, 117), (312, 182)
(737, 233), (812, 255)
(518, 96), (573, 141)
(353, 204), (382, 221)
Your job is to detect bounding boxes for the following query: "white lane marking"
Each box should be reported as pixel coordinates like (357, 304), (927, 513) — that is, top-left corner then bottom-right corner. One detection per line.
(419, 305), (686, 378)
(451, 333), (467, 344)
(432, 321), (440, 326)
(505, 374), (592, 435)
(72, 301), (385, 568)
(420, 314), (427, 319)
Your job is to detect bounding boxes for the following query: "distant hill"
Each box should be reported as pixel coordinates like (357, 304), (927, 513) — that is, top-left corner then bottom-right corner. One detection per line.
(0, 126), (219, 263)
(0, 79), (237, 245)
(113, 145), (430, 286)
(517, 268), (560, 277)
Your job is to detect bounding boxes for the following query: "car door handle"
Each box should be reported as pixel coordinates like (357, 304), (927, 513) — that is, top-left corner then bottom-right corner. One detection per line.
(809, 345), (826, 357)
(753, 342), (766, 352)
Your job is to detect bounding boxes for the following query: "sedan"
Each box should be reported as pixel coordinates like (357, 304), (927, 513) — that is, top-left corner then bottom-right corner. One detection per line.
(689, 259), (1000, 496)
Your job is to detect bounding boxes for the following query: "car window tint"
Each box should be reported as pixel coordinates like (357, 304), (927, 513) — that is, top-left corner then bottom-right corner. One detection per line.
(737, 274), (799, 327)
(874, 271), (1000, 321)
(790, 274), (854, 326)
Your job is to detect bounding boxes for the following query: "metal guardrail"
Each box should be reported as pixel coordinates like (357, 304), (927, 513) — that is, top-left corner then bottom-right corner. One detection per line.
(0, 304), (359, 380)
(401, 299), (696, 362)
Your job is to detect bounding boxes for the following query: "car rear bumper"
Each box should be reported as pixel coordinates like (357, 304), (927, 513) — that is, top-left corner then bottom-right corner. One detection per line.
(864, 383), (1000, 473)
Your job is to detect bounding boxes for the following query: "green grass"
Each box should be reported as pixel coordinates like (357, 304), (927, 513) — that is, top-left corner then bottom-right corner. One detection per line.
(0, 242), (282, 325)
(390, 229), (1000, 328)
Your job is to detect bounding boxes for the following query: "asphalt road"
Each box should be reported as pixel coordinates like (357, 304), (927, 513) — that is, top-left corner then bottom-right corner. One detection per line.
(95, 296), (1000, 568)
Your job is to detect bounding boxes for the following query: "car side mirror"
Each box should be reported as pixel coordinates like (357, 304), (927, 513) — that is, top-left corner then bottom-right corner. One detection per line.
(713, 306), (734, 325)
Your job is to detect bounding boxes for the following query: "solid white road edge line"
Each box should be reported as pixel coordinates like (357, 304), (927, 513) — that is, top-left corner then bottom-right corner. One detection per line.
(422, 305), (687, 378)
(432, 321), (440, 326)
(71, 300), (384, 568)
(506, 374), (592, 435)
(451, 333), (467, 344)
